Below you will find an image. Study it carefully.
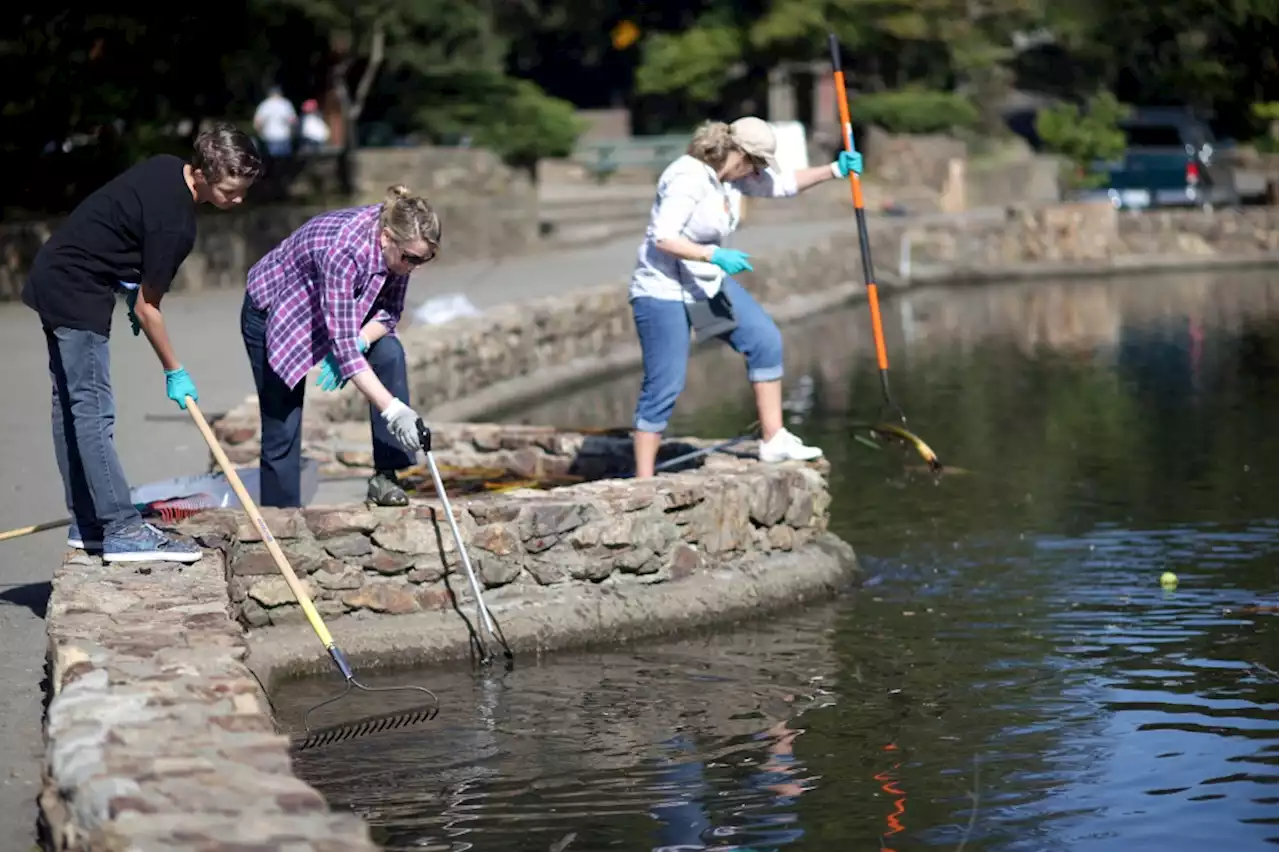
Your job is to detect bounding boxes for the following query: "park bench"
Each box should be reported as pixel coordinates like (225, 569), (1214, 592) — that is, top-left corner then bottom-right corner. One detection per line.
(572, 134), (691, 182)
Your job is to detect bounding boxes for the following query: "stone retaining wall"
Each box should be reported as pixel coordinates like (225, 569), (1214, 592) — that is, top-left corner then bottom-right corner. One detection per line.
(903, 204), (1278, 270)
(41, 552), (375, 850)
(208, 203), (1278, 463)
(177, 424), (840, 629)
(42, 425), (854, 848)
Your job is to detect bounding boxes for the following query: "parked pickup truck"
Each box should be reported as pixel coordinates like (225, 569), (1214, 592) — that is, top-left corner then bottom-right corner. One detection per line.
(1086, 108), (1238, 210)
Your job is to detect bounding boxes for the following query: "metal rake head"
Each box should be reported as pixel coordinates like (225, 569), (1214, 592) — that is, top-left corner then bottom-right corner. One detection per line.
(293, 680), (440, 752)
(292, 702), (439, 751)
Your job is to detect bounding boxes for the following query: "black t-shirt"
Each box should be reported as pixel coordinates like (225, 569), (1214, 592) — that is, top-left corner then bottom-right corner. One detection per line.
(23, 154), (197, 335)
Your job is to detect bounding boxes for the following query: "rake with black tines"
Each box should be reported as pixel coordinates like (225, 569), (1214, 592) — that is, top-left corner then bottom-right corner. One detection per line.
(183, 397), (441, 750)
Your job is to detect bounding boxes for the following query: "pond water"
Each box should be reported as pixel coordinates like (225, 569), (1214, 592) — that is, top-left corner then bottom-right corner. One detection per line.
(276, 270), (1279, 851)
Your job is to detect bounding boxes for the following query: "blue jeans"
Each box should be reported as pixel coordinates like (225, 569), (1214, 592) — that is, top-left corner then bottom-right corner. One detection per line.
(651, 734), (713, 850)
(263, 138), (292, 158)
(240, 297), (414, 507)
(45, 326), (142, 538)
(632, 278), (784, 433)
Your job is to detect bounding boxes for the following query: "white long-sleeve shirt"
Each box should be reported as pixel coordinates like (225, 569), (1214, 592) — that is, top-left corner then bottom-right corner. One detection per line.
(629, 154), (799, 302)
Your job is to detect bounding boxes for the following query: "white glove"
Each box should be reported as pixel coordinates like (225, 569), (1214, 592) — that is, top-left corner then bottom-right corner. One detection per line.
(380, 398), (422, 453)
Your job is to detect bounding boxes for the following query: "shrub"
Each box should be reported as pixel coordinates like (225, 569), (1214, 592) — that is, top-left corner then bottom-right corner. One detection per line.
(1252, 102), (1279, 154)
(1034, 92), (1131, 190)
(423, 77), (586, 174)
(848, 89), (980, 135)
(470, 80), (586, 172)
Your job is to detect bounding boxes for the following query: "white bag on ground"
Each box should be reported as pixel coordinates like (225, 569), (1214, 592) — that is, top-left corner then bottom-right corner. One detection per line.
(413, 293), (481, 326)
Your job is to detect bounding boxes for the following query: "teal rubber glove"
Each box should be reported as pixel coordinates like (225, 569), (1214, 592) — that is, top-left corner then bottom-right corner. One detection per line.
(836, 150), (864, 178)
(315, 337), (369, 392)
(123, 285), (142, 336)
(165, 366), (198, 410)
(709, 247), (754, 275)
(315, 354), (344, 392)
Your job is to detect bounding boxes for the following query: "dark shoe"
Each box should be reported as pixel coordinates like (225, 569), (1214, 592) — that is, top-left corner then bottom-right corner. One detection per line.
(103, 522), (201, 564)
(367, 471), (409, 507)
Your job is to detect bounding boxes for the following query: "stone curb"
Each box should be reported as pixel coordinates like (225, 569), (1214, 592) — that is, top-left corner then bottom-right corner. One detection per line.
(248, 533), (857, 692)
(40, 553), (376, 851)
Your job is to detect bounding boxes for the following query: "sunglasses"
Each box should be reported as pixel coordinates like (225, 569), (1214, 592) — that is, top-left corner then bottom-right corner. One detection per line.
(399, 244), (437, 266)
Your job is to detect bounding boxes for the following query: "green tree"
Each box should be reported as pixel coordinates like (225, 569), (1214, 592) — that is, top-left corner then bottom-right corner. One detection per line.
(253, 0), (586, 167)
(1034, 91), (1130, 190)
(426, 77), (586, 173)
(635, 23), (746, 105)
(1250, 102), (1278, 152)
(849, 88), (979, 134)
(632, 0), (1047, 136)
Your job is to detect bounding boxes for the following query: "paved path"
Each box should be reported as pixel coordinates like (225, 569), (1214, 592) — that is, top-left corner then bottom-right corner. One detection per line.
(0, 213), (858, 842)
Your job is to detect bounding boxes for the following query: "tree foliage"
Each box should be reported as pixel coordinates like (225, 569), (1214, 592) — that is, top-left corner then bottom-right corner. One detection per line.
(850, 89), (980, 134)
(629, 0), (1277, 141)
(635, 24), (745, 105)
(0, 0), (1275, 212)
(0, 0), (586, 213)
(1034, 92), (1130, 189)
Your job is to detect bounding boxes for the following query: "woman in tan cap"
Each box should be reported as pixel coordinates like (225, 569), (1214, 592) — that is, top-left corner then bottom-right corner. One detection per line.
(628, 116), (863, 477)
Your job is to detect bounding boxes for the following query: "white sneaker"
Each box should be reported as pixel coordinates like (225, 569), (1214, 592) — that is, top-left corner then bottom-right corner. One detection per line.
(758, 428), (824, 463)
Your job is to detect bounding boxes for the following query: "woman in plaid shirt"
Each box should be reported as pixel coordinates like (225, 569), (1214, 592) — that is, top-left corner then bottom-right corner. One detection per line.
(241, 185), (440, 507)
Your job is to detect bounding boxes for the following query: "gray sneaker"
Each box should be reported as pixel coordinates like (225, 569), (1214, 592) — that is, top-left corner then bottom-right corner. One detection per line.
(367, 471), (409, 507)
(67, 521), (103, 553)
(103, 522), (201, 564)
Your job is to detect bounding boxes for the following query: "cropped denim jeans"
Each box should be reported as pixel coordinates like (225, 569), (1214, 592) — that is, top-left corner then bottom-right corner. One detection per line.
(631, 278), (784, 433)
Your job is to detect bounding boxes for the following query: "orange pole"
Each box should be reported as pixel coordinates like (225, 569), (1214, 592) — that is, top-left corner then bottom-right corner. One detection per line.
(829, 34), (897, 402)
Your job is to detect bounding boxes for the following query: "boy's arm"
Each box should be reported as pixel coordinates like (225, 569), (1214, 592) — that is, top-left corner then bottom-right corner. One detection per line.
(132, 286), (180, 371)
(134, 229), (192, 371)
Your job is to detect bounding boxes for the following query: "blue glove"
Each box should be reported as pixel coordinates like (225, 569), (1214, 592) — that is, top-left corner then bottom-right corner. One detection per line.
(123, 285), (142, 336)
(836, 150), (864, 178)
(165, 366), (198, 410)
(315, 337), (369, 392)
(709, 247), (754, 275)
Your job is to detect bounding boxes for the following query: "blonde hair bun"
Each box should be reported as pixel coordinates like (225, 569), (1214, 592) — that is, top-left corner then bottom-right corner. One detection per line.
(687, 121), (736, 169)
(379, 186), (442, 249)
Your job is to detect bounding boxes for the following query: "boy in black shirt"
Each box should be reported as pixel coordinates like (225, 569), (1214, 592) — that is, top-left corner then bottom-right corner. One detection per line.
(23, 123), (264, 562)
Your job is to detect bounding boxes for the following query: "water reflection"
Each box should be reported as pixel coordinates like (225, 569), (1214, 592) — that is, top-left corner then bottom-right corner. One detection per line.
(279, 270), (1279, 851)
(280, 607), (844, 851)
(502, 269), (1278, 432)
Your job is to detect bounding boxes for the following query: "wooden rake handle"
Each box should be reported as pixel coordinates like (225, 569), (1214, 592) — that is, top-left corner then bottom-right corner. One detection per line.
(184, 398), (340, 651)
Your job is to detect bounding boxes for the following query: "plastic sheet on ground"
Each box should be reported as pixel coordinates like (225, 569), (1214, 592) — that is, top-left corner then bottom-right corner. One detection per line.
(412, 293), (481, 326)
(129, 457), (321, 508)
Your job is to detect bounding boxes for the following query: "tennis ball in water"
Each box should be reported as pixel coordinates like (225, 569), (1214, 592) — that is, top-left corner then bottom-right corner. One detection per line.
(1160, 571), (1178, 589)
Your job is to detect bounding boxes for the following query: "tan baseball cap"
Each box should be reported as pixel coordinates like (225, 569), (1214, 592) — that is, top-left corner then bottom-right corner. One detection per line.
(729, 116), (779, 172)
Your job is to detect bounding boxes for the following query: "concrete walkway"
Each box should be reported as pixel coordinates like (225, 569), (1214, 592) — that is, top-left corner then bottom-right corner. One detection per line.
(0, 213), (856, 843)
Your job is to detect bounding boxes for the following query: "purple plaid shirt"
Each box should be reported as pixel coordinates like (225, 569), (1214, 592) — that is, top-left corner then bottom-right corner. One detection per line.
(246, 205), (409, 388)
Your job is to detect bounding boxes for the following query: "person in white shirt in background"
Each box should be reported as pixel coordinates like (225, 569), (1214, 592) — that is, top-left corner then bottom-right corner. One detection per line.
(299, 99), (331, 151)
(628, 116), (864, 478)
(253, 86), (297, 158)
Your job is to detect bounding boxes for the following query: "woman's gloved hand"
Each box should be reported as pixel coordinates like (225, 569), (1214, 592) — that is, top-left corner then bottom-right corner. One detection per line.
(315, 337), (369, 392)
(709, 247), (754, 275)
(835, 150), (864, 178)
(380, 398), (423, 452)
